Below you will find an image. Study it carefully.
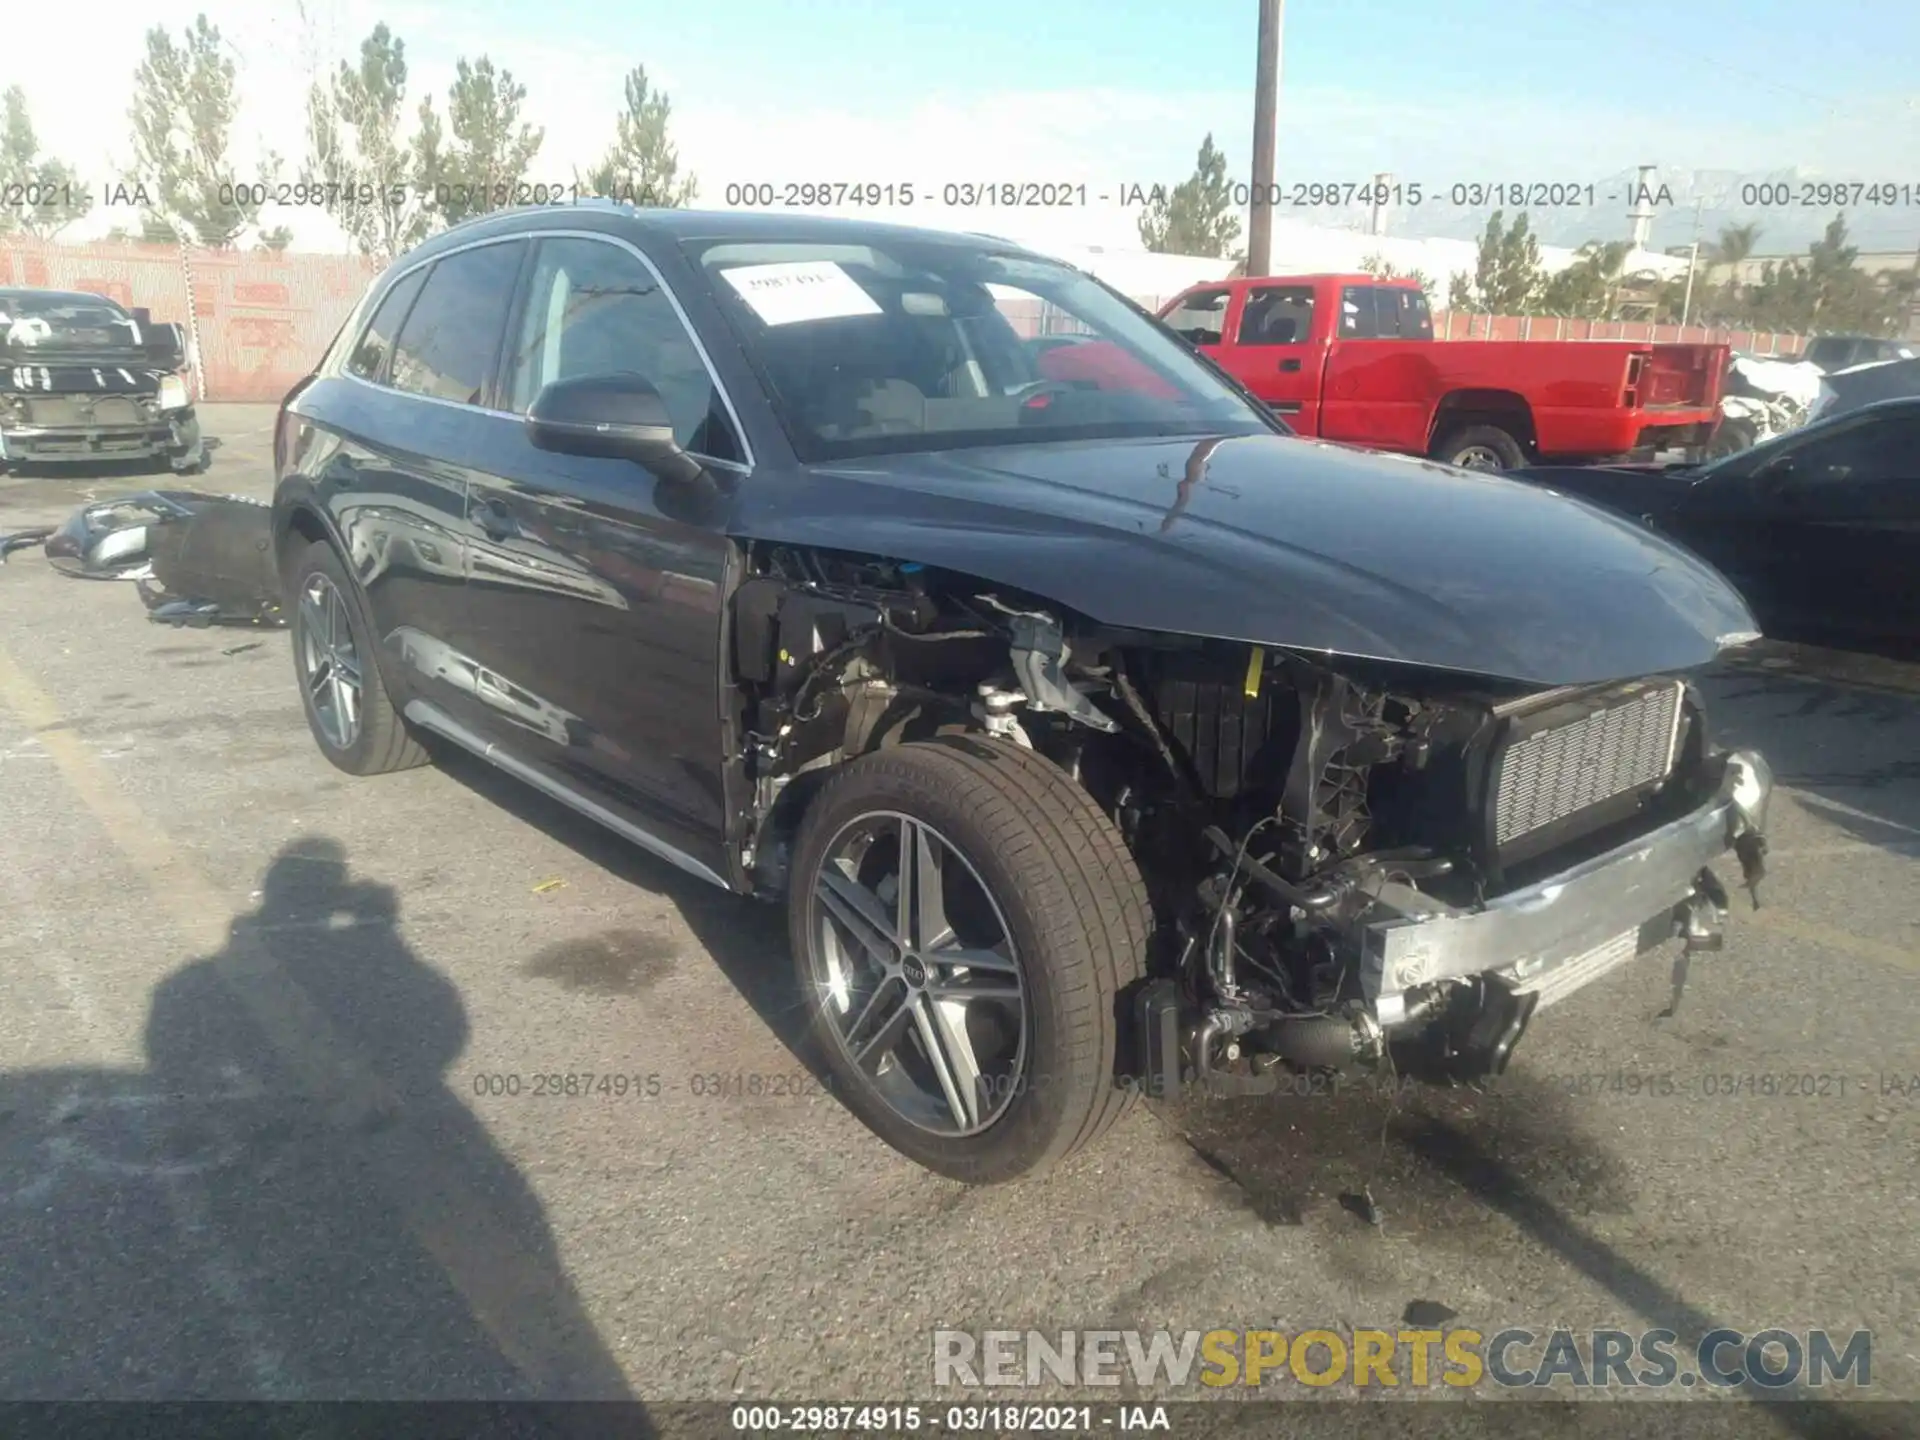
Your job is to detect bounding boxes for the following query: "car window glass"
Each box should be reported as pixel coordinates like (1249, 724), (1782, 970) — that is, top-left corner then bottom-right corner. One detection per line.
(1236, 286), (1313, 346)
(1161, 288), (1231, 345)
(347, 270), (426, 382)
(1339, 286), (1377, 338)
(690, 239), (1267, 463)
(389, 241), (525, 405)
(502, 236), (741, 460)
(1374, 286), (1433, 339)
(1771, 415), (1920, 486)
(1405, 287), (1435, 338)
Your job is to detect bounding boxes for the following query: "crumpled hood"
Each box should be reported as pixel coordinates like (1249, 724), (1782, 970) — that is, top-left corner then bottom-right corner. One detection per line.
(729, 432), (1759, 687)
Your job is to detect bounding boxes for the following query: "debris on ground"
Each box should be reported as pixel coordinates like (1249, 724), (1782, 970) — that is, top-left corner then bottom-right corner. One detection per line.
(1402, 1299), (1459, 1327)
(1338, 1187), (1385, 1227)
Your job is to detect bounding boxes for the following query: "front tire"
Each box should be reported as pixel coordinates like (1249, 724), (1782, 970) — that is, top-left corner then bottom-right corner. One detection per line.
(789, 736), (1150, 1184)
(288, 538), (428, 776)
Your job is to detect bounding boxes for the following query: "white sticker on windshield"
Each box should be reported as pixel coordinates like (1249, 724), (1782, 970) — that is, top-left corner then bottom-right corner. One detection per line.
(720, 260), (882, 327)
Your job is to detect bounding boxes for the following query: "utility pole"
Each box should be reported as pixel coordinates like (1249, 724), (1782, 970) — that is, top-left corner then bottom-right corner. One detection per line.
(1369, 171), (1392, 237)
(1247, 0), (1284, 277)
(1680, 197), (1705, 328)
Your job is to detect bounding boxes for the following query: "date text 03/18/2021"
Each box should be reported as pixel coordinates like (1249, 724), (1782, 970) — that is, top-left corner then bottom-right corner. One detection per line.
(729, 1404), (1172, 1434)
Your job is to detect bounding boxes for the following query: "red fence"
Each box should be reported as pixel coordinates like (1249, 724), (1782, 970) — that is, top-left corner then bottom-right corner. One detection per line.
(2, 235), (1807, 403)
(1, 237), (376, 403)
(1429, 310), (1805, 356)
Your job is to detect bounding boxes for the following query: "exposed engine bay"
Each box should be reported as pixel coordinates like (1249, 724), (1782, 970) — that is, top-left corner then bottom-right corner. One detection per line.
(729, 544), (1775, 1096)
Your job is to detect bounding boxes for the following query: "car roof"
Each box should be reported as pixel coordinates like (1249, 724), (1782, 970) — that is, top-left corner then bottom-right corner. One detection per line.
(1841, 394), (1920, 419)
(0, 287), (127, 308)
(401, 203), (1057, 267)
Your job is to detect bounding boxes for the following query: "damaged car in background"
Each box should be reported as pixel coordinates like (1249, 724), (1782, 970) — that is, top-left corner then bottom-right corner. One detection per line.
(0, 287), (205, 475)
(272, 208), (1774, 1183)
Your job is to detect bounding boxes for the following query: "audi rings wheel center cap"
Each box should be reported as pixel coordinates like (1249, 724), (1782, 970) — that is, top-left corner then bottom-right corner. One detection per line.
(900, 954), (929, 987)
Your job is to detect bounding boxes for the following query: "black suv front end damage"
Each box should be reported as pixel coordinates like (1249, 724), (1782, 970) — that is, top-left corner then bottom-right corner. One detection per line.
(0, 290), (206, 474)
(728, 545), (1772, 1100)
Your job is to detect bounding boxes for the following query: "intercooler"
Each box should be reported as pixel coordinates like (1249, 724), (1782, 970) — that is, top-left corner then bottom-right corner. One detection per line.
(1485, 678), (1687, 867)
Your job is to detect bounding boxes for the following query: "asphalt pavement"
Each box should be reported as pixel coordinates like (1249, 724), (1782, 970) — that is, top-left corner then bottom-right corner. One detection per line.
(0, 405), (1915, 1436)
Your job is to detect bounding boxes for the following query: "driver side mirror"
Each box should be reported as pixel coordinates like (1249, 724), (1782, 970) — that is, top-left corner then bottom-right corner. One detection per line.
(526, 372), (703, 485)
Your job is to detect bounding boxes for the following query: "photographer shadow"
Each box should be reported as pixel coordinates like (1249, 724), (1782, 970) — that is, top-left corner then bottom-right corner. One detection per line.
(0, 835), (649, 1434)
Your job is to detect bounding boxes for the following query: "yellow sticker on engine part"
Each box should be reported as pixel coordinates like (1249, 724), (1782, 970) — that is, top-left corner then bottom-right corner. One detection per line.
(1244, 647), (1265, 698)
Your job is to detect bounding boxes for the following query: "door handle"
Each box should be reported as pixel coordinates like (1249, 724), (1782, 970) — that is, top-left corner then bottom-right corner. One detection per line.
(472, 498), (518, 540)
(1279, 358), (1302, 373)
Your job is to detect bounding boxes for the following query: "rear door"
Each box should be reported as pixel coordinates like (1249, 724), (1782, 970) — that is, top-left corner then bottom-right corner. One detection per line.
(1318, 284), (1431, 451)
(1218, 283), (1320, 427)
(457, 231), (747, 881)
(360, 237), (530, 726)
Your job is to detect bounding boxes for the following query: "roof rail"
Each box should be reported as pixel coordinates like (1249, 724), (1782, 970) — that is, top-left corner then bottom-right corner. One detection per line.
(433, 196), (639, 237)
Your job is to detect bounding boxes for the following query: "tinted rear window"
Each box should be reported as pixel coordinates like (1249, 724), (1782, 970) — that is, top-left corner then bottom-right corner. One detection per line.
(347, 269), (428, 383)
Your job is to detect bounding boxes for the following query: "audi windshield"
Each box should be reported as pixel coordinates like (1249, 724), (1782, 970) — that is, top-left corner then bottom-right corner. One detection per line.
(686, 238), (1276, 463)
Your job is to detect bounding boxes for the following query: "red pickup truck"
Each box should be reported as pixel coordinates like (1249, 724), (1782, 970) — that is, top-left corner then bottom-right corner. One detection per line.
(1143, 274), (1726, 470)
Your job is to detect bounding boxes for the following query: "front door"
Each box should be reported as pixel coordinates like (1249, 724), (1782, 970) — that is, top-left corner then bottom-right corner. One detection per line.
(1677, 408), (1920, 647)
(457, 233), (748, 878)
(1215, 282), (1320, 428)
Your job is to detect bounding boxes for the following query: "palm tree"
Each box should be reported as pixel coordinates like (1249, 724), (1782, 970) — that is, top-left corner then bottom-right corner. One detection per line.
(1701, 221), (1763, 324)
(1705, 221), (1763, 272)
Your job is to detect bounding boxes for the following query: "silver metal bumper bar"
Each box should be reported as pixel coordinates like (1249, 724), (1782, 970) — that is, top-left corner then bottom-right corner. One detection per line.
(1359, 749), (1773, 1012)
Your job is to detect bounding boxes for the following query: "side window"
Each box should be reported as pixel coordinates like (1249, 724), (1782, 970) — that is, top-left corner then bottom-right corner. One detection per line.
(389, 240), (526, 405)
(1161, 288), (1232, 346)
(1399, 287), (1435, 339)
(501, 237), (740, 460)
(1236, 286), (1313, 346)
(346, 268), (427, 383)
(1774, 416), (1920, 487)
(1371, 288), (1418, 339)
(1338, 286), (1378, 338)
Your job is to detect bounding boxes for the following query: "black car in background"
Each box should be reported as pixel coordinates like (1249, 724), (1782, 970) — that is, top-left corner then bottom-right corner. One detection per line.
(1802, 334), (1915, 373)
(271, 205), (1772, 1183)
(1518, 397), (1920, 659)
(0, 287), (205, 474)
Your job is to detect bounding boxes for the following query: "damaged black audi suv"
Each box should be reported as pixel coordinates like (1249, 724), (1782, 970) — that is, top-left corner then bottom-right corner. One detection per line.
(271, 205), (1774, 1182)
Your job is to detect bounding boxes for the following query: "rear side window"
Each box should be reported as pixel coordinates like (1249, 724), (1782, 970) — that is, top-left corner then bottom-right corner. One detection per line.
(1237, 286), (1313, 345)
(1373, 286), (1433, 339)
(346, 269), (427, 382)
(1338, 285), (1378, 338)
(389, 240), (527, 405)
(1162, 288), (1231, 345)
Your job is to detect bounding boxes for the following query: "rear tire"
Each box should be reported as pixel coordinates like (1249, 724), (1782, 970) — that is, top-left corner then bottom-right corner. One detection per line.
(1433, 423), (1528, 471)
(789, 735), (1151, 1184)
(287, 538), (428, 776)
(1708, 417), (1757, 459)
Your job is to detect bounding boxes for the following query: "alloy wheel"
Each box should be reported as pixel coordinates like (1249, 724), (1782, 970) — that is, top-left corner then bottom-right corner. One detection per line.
(806, 811), (1029, 1137)
(1452, 445), (1506, 471)
(297, 572), (363, 751)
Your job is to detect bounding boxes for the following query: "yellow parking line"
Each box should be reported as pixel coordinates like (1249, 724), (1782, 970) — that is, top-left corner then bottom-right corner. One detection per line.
(1746, 906), (1918, 973)
(0, 640), (626, 1396)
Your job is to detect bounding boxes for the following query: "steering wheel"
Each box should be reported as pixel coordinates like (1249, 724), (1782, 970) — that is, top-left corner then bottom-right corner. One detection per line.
(1010, 379), (1077, 405)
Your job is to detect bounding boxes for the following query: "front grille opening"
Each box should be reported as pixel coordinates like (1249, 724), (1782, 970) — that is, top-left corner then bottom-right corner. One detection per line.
(1487, 679), (1685, 867)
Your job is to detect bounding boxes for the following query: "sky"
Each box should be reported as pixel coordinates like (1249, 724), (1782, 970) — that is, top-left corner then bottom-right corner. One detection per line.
(5, 0), (1919, 257)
